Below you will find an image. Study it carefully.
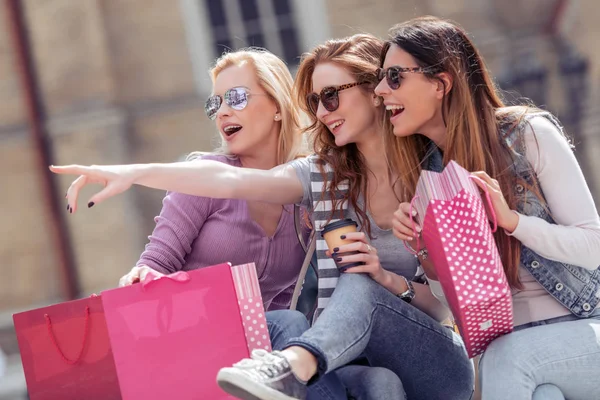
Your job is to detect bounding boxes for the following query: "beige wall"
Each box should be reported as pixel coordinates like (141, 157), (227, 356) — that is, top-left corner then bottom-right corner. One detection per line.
(22, 0), (116, 116)
(0, 5), (26, 127)
(100, 0), (197, 105)
(0, 0), (217, 310)
(0, 134), (62, 308)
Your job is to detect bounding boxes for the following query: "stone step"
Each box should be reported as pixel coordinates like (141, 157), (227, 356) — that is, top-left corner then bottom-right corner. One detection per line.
(0, 354), (27, 400)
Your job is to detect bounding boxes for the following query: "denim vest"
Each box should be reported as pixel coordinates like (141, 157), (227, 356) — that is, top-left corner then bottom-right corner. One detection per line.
(424, 112), (600, 318)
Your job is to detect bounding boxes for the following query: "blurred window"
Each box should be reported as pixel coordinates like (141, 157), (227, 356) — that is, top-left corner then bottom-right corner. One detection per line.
(205, 0), (300, 65)
(180, 0), (330, 94)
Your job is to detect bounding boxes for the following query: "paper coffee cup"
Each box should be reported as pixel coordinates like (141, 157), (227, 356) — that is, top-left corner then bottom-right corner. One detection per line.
(321, 219), (364, 272)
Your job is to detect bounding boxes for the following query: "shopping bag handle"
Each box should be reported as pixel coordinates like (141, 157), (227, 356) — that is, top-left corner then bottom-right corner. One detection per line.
(403, 195), (421, 256)
(404, 174), (498, 255)
(45, 306), (90, 365)
(141, 270), (190, 290)
(469, 175), (498, 233)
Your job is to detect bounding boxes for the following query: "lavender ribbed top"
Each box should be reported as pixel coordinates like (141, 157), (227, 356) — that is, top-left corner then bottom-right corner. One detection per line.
(136, 154), (309, 310)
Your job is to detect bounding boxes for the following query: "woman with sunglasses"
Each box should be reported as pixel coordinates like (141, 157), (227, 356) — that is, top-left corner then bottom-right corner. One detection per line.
(93, 47), (363, 400)
(54, 46), (404, 400)
(117, 49), (307, 311)
(50, 34), (474, 400)
(376, 16), (600, 400)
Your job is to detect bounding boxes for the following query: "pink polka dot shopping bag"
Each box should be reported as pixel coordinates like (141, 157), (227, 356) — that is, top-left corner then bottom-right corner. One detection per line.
(409, 161), (514, 358)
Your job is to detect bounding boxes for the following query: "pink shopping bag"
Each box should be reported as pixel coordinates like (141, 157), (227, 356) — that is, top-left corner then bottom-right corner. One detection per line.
(101, 263), (250, 400)
(411, 161), (513, 358)
(13, 295), (121, 400)
(231, 263), (272, 353)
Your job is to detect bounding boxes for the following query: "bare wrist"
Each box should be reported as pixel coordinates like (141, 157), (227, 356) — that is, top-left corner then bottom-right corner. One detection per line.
(503, 210), (520, 233)
(378, 269), (393, 287)
(133, 163), (157, 185)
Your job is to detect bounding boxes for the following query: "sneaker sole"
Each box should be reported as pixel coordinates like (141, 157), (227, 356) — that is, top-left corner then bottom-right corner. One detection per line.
(217, 370), (301, 400)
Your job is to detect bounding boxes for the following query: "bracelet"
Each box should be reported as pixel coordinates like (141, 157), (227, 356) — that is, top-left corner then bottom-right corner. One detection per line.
(415, 248), (428, 260)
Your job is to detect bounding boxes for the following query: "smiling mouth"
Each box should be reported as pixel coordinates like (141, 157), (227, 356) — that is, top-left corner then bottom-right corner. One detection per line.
(329, 120), (344, 131)
(386, 105), (405, 117)
(223, 125), (242, 136)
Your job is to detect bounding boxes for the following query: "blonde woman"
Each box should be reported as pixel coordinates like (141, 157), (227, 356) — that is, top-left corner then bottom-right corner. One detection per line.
(118, 49), (307, 312)
(51, 36), (473, 400)
(59, 48), (401, 400)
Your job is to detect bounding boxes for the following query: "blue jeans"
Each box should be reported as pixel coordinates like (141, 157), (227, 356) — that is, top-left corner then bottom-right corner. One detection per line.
(285, 273), (474, 400)
(479, 309), (600, 400)
(267, 310), (406, 400)
(336, 365), (406, 400)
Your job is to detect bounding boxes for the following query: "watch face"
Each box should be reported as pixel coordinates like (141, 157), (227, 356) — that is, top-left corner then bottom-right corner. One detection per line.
(398, 279), (415, 303)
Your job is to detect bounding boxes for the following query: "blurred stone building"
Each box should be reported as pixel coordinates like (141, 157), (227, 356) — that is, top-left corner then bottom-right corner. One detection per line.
(1, 0), (599, 396)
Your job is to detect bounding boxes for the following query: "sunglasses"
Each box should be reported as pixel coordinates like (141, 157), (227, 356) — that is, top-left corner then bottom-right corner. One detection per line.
(205, 86), (267, 120)
(376, 66), (439, 90)
(306, 81), (368, 115)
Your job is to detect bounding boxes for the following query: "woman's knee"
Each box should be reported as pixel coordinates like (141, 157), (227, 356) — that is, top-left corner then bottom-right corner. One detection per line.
(479, 333), (533, 393)
(266, 310), (310, 350)
(532, 384), (565, 400)
(361, 367), (405, 392)
(337, 365), (406, 400)
(480, 334), (523, 374)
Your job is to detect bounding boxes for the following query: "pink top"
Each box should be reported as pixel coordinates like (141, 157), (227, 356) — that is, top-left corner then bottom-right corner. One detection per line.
(136, 154), (309, 311)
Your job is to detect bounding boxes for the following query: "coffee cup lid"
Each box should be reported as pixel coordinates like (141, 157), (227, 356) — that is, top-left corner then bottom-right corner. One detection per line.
(321, 218), (358, 236)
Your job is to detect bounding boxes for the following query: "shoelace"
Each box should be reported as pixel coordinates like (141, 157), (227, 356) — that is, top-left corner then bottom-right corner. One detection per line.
(233, 350), (287, 379)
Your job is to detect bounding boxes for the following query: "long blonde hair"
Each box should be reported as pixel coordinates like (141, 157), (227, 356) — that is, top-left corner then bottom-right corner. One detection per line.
(190, 48), (305, 164)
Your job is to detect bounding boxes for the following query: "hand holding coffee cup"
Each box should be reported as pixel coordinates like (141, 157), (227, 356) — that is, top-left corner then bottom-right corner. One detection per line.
(330, 232), (387, 283)
(322, 219), (383, 280)
(322, 219), (361, 272)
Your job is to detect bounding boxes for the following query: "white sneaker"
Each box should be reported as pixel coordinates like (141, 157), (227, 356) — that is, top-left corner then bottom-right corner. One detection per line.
(217, 350), (307, 400)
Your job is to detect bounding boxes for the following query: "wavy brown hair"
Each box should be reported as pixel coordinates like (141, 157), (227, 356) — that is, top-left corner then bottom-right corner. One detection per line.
(384, 16), (548, 289)
(294, 34), (390, 236)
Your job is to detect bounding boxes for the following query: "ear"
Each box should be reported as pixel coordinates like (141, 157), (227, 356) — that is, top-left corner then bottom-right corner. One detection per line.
(434, 72), (453, 99)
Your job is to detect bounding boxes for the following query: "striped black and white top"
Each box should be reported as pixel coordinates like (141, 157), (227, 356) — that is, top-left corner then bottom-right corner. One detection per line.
(289, 155), (420, 319)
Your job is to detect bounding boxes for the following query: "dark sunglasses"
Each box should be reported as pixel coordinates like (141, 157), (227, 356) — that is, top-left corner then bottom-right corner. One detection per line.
(306, 81), (368, 115)
(205, 86), (267, 120)
(376, 66), (439, 90)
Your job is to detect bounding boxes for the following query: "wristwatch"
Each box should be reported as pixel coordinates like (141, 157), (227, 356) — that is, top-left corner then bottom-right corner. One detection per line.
(397, 276), (416, 303)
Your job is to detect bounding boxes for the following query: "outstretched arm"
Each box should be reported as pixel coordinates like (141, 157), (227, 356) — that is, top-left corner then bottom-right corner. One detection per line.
(50, 159), (304, 212)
